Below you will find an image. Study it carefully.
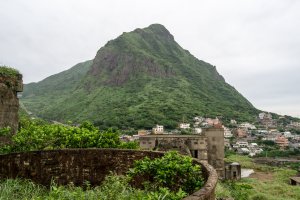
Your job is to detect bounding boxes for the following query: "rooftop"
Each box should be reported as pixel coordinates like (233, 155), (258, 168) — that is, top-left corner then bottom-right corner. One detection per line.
(139, 134), (205, 138)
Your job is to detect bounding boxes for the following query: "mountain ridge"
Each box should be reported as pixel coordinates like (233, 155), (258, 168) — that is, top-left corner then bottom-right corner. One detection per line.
(22, 24), (258, 129)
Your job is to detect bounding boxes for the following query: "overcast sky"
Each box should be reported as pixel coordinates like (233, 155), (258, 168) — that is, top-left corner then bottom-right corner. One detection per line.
(1, 0), (299, 118)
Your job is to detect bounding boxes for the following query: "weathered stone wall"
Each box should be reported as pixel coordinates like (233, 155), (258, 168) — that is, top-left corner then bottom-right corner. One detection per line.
(139, 135), (208, 162)
(0, 74), (23, 142)
(139, 128), (225, 178)
(0, 149), (218, 200)
(203, 128), (225, 178)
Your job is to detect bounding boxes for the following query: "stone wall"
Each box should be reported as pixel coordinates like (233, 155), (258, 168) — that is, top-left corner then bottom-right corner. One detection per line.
(139, 127), (225, 178)
(139, 135), (208, 163)
(203, 128), (225, 178)
(0, 74), (23, 143)
(0, 149), (218, 200)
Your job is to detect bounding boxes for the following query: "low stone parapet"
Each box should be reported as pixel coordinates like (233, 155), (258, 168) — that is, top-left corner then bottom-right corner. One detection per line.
(0, 149), (217, 199)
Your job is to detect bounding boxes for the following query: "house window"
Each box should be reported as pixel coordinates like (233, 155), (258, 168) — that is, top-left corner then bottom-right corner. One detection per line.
(194, 142), (198, 144)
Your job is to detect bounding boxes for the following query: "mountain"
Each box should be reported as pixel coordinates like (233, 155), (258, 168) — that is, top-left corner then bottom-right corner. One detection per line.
(22, 24), (258, 129)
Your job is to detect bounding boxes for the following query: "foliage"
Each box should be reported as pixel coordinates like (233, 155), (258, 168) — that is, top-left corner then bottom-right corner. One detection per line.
(257, 149), (300, 158)
(118, 141), (140, 149)
(261, 140), (276, 146)
(0, 175), (186, 200)
(0, 118), (138, 154)
(225, 181), (253, 200)
(0, 127), (11, 136)
(21, 25), (259, 129)
(225, 154), (275, 172)
(127, 151), (204, 194)
(0, 66), (20, 77)
(290, 128), (300, 135)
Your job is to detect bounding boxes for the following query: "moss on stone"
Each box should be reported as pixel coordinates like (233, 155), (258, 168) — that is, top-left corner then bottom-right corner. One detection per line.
(0, 66), (20, 77)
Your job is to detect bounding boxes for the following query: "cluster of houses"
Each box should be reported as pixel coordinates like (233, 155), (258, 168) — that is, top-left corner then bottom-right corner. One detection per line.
(120, 113), (300, 158)
(225, 112), (300, 156)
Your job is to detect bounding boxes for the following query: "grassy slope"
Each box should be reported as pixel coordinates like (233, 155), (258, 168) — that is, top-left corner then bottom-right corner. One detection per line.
(217, 154), (300, 200)
(21, 24), (258, 128)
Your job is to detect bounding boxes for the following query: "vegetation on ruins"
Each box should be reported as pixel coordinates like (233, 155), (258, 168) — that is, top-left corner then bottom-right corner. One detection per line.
(0, 127), (11, 136)
(128, 151), (204, 194)
(0, 152), (203, 199)
(0, 117), (138, 154)
(0, 66), (20, 77)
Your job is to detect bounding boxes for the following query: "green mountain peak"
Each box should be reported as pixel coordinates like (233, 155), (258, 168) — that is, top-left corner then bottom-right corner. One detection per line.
(22, 24), (258, 129)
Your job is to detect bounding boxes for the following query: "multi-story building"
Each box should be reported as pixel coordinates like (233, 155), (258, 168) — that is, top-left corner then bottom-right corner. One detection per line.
(275, 135), (289, 149)
(239, 122), (256, 130)
(258, 112), (277, 128)
(224, 127), (233, 138)
(234, 128), (247, 138)
(152, 125), (164, 134)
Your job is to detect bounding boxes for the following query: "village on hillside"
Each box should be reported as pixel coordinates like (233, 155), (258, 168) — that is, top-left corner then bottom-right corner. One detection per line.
(120, 112), (300, 181)
(121, 112), (300, 156)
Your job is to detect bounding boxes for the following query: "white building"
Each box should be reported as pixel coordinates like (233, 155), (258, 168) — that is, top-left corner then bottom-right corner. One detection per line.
(230, 119), (237, 125)
(194, 116), (204, 122)
(179, 123), (190, 129)
(249, 143), (258, 147)
(259, 112), (272, 120)
(224, 127), (233, 138)
(152, 125), (164, 134)
(257, 130), (269, 135)
(236, 141), (249, 148)
(239, 122), (256, 130)
(239, 148), (250, 154)
(262, 135), (277, 141)
(284, 131), (293, 138)
(194, 128), (202, 134)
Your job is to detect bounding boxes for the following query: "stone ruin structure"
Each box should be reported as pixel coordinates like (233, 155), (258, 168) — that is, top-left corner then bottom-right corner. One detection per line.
(0, 72), (23, 144)
(0, 149), (218, 200)
(139, 127), (225, 178)
(225, 162), (241, 180)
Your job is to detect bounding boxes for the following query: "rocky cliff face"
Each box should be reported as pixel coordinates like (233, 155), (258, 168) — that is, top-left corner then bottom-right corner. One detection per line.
(0, 74), (23, 144)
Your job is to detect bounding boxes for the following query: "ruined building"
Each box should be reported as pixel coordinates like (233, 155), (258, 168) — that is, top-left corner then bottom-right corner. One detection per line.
(0, 70), (23, 144)
(139, 127), (225, 178)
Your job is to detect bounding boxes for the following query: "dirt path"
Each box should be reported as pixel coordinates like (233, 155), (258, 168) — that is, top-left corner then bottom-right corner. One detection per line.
(249, 171), (274, 181)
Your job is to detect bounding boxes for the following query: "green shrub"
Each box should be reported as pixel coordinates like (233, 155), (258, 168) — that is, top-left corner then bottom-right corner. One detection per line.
(128, 151), (204, 194)
(0, 127), (11, 136)
(0, 118), (138, 153)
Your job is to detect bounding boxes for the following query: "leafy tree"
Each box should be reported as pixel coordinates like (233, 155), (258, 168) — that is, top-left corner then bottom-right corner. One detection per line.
(0, 118), (138, 154)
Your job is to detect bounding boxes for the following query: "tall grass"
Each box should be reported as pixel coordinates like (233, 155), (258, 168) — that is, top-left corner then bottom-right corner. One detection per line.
(0, 175), (185, 200)
(218, 155), (300, 200)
